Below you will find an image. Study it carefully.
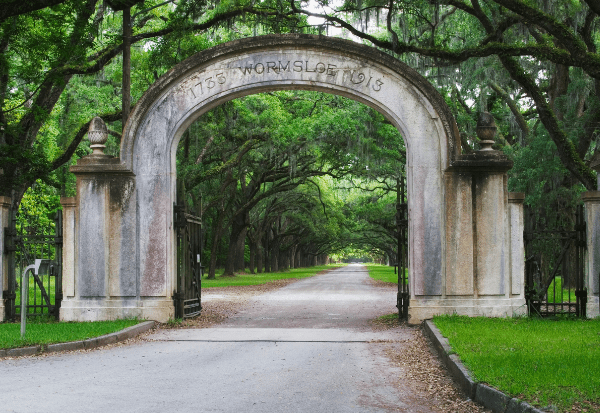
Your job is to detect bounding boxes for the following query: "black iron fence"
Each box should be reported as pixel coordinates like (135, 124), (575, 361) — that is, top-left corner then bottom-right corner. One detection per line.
(524, 205), (586, 317)
(4, 209), (63, 321)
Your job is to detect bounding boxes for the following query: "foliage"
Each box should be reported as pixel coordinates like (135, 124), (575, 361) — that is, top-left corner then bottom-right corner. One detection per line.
(3, 0), (600, 271)
(177, 91), (406, 273)
(433, 315), (600, 412)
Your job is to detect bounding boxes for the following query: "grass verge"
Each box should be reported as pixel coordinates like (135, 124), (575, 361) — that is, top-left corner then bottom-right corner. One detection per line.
(364, 263), (406, 284)
(0, 318), (141, 350)
(433, 315), (600, 412)
(202, 264), (346, 287)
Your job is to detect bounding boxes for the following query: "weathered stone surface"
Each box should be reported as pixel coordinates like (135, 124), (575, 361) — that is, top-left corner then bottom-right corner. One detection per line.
(409, 297), (526, 323)
(46, 340), (85, 353)
(60, 297), (173, 322)
(475, 173), (507, 296)
(62, 34), (529, 322)
(509, 193), (525, 296)
(60, 198), (76, 298)
(475, 384), (510, 412)
(6, 346), (40, 357)
(444, 173), (474, 296)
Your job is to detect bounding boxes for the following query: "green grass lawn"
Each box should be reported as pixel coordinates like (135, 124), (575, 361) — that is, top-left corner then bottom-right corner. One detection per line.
(433, 315), (600, 412)
(202, 264), (346, 288)
(364, 263), (407, 284)
(0, 318), (141, 350)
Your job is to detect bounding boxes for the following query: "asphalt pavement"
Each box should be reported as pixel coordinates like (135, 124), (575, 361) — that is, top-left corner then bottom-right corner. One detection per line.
(0, 264), (446, 413)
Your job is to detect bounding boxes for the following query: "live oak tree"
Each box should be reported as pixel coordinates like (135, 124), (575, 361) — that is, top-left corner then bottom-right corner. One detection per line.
(0, 0), (304, 210)
(5, 0), (598, 266)
(289, 0), (600, 190)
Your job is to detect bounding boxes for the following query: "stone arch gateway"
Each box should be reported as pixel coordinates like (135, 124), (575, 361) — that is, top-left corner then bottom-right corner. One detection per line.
(59, 34), (527, 323)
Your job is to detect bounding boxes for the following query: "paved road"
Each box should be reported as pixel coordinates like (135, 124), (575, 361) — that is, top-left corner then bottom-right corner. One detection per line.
(0, 265), (453, 413)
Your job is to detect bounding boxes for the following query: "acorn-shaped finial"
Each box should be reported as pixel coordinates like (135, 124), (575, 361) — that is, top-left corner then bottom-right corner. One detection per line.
(88, 116), (108, 155)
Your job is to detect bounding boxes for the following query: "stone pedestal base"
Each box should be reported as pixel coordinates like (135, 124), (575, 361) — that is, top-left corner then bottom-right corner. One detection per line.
(408, 297), (527, 324)
(60, 298), (174, 322)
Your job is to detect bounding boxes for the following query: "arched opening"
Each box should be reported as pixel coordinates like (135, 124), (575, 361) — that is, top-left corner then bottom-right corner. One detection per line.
(172, 90), (409, 318)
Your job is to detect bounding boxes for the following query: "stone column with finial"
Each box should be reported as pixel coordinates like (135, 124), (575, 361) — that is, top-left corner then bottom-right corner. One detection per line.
(437, 112), (526, 320)
(60, 116), (148, 321)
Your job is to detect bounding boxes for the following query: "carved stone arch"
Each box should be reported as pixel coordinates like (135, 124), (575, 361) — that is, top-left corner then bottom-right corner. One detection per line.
(60, 35), (526, 323)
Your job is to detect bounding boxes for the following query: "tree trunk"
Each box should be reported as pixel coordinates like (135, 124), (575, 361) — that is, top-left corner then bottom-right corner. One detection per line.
(207, 209), (225, 280)
(256, 239), (263, 273)
(264, 233), (271, 273)
(248, 237), (256, 274)
(234, 227), (246, 272)
(223, 214), (246, 276)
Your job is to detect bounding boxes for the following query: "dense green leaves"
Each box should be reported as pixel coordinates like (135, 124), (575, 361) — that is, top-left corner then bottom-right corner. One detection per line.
(3, 0), (600, 266)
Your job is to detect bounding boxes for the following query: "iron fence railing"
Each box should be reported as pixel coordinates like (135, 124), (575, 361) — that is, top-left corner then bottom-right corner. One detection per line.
(524, 205), (586, 318)
(4, 209), (62, 321)
(396, 178), (409, 320)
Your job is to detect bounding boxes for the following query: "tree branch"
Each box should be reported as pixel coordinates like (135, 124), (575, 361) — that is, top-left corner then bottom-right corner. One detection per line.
(0, 0), (69, 23)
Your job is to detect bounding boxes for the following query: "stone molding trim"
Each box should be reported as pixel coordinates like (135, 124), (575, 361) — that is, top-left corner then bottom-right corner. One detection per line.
(582, 191), (600, 202)
(508, 192), (525, 203)
(0, 196), (11, 208)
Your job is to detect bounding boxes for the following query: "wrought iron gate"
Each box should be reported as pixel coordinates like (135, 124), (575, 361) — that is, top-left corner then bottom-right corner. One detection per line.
(173, 201), (203, 319)
(524, 205), (586, 317)
(397, 178), (409, 320)
(4, 209), (62, 321)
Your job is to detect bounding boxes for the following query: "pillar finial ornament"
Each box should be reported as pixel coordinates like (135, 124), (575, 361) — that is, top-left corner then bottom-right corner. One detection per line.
(88, 116), (108, 155)
(476, 112), (497, 151)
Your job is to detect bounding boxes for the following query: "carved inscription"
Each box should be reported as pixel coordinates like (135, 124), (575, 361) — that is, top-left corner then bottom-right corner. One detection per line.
(187, 72), (227, 99)
(182, 60), (385, 99)
(238, 60), (384, 92)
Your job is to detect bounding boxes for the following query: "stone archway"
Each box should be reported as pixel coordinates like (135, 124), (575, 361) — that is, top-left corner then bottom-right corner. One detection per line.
(59, 34), (526, 323)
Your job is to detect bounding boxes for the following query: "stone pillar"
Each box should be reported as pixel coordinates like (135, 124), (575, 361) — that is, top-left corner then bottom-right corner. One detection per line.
(60, 117), (174, 322)
(60, 154), (140, 321)
(441, 152), (525, 315)
(409, 114), (526, 322)
(582, 192), (600, 318)
(0, 196), (11, 322)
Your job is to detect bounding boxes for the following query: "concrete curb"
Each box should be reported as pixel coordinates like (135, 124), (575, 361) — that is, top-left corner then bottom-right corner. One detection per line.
(0, 320), (155, 358)
(423, 320), (546, 413)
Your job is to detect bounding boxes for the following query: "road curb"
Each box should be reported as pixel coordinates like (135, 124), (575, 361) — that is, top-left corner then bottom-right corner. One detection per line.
(423, 320), (546, 413)
(0, 320), (156, 358)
